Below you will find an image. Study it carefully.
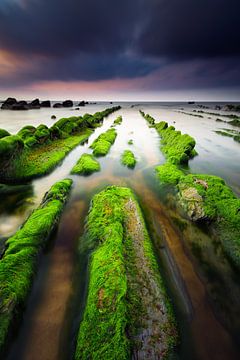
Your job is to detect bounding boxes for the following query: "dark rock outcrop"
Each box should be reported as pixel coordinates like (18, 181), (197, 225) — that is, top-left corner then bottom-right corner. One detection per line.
(63, 100), (73, 107)
(1, 97), (17, 109)
(53, 103), (63, 108)
(12, 101), (29, 110)
(41, 100), (51, 108)
(78, 100), (88, 106)
(30, 98), (40, 109)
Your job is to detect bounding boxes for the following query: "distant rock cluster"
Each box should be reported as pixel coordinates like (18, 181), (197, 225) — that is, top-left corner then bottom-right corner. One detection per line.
(1, 98), (89, 110)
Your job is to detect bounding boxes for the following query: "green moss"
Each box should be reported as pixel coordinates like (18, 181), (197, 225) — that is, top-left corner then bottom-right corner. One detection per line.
(2, 130), (92, 182)
(0, 135), (24, 160)
(121, 150), (136, 168)
(215, 130), (234, 138)
(0, 179), (72, 354)
(228, 119), (240, 127)
(113, 116), (122, 126)
(90, 128), (117, 156)
(75, 186), (177, 359)
(155, 123), (197, 164)
(139, 112), (197, 165)
(127, 139), (133, 145)
(139, 110), (155, 126)
(0, 107), (120, 182)
(71, 153), (100, 175)
(156, 163), (240, 269)
(0, 129), (11, 139)
(34, 124), (50, 143)
(155, 163), (184, 184)
(17, 126), (36, 141)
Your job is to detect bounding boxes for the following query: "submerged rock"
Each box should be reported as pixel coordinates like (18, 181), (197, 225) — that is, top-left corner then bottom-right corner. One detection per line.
(178, 186), (205, 221)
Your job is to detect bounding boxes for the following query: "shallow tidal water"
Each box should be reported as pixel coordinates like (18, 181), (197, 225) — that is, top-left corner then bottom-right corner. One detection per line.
(1, 102), (240, 359)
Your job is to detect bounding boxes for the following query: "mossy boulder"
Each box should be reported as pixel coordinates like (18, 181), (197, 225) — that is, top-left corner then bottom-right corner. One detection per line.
(34, 124), (50, 143)
(0, 135), (24, 160)
(121, 150), (137, 168)
(90, 129), (117, 156)
(0, 179), (72, 354)
(71, 153), (100, 175)
(75, 186), (177, 359)
(155, 163), (184, 185)
(18, 126), (36, 141)
(0, 129), (11, 139)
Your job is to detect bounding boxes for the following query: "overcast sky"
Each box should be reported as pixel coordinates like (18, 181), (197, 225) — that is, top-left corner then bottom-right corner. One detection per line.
(0, 0), (239, 100)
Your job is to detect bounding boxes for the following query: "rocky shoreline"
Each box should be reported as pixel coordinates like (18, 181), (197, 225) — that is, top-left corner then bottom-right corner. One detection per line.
(0, 98), (89, 110)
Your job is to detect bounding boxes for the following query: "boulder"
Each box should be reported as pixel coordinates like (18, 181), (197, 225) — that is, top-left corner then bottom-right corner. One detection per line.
(0, 129), (11, 139)
(53, 103), (63, 108)
(78, 101), (86, 106)
(12, 101), (29, 110)
(41, 100), (51, 107)
(30, 98), (40, 109)
(1, 97), (17, 109)
(63, 100), (73, 107)
(178, 186), (205, 221)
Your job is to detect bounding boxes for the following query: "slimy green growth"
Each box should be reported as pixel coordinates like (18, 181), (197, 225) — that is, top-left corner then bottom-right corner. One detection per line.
(0, 179), (72, 354)
(90, 128), (117, 156)
(75, 186), (177, 360)
(71, 153), (100, 175)
(121, 150), (137, 168)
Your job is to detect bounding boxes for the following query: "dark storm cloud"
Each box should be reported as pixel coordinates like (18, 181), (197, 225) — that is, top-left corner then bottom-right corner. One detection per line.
(0, 0), (143, 56)
(137, 0), (240, 58)
(0, 0), (239, 88)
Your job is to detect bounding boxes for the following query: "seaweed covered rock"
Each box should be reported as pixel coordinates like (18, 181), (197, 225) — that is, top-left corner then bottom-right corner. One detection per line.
(0, 129), (10, 139)
(90, 128), (117, 156)
(0, 179), (72, 355)
(112, 116), (122, 126)
(71, 153), (100, 175)
(0, 106), (120, 182)
(139, 110), (155, 126)
(75, 186), (177, 360)
(121, 150), (136, 168)
(0, 135), (24, 160)
(34, 124), (50, 143)
(17, 126), (36, 141)
(140, 112), (197, 165)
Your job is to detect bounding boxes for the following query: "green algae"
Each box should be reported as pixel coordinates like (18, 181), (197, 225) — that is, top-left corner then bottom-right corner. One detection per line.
(215, 129), (240, 143)
(155, 122), (197, 164)
(139, 110), (155, 126)
(149, 114), (240, 270)
(0, 179), (72, 355)
(71, 153), (100, 175)
(75, 186), (177, 359)
(127, 139), (133, 145)
(0, 106), (120, 182)
(140, 112), (197, 165)
(155, 162), (184, 185)
(0, 136), (24, 161)
(112, 116), (122, 126)
(2, 130), (92, 182)
(90, 128), (117, 156)
(121, 150), (137, 168)
(0, 129), (11, 139)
